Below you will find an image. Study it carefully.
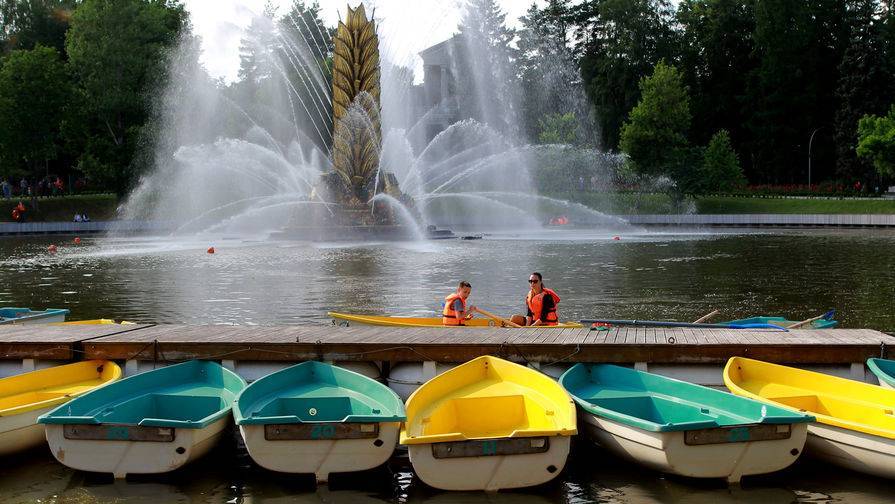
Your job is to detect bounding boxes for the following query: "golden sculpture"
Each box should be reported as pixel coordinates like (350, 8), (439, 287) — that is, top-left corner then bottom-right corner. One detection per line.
(331, 4), (382, 201)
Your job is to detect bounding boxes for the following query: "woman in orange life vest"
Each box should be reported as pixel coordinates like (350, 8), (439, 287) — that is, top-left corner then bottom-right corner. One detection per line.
(510, 272), (560, 326)
(442, 281), (477, 326)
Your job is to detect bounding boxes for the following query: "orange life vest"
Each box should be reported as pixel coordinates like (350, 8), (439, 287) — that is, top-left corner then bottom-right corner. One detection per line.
(526, 287), (560, 325)
(442, 293), (467, 326)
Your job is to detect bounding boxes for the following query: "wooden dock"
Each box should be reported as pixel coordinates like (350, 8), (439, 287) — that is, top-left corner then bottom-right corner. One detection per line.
(2, 324), (893, 368)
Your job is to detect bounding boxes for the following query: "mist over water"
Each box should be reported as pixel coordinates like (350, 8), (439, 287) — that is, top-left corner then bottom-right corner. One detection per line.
(121, 1), (625, 237)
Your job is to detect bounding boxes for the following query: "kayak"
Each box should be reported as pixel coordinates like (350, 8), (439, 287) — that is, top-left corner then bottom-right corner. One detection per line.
(329, 312), (583, 328)
(724, 357), (895, 479)
(0, 307), (69, 325)
(559, 363), (812, 483)
(0, 360), (121, 456)
(39, 360), (245, 478)
(724, 316), (838, 329)
(866, 358), (895, 389)
(401, 355), (576, 491)
(55, 319), (137, 325)
(234, 361), (405, 484)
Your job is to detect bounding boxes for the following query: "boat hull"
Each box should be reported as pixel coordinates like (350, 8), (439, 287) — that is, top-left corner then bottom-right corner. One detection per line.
(240, 422), (400, 483)
(0, 405), (53, 456)
(329, 312), (582, 328)
(44, 416), (229, 478)
(580, 413), (807, 483)
(806, 423), (895, 479)
(408, 435), (570, 491)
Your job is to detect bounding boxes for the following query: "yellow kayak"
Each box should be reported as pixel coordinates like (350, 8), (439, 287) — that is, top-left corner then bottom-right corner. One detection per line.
(400, 355), (576, 491)
(329, 312), (583, 328)
(0, 360), (121, 455)
(724, 357), (895, 478)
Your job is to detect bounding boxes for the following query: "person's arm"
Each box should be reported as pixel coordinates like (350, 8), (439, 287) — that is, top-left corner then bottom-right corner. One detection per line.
(453, 299), (470, 320)
(534, 295), (555, 326)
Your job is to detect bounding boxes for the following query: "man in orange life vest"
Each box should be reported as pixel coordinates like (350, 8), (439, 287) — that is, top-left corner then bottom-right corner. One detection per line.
(442, 281), (476, 326)
(510, 272), (560, 326)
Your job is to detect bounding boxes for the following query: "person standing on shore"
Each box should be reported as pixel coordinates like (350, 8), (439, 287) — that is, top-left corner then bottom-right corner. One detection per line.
(510, 272), (561, 326)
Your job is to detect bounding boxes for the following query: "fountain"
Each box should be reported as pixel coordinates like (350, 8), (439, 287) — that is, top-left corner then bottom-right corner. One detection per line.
(121, 2), (628, 239)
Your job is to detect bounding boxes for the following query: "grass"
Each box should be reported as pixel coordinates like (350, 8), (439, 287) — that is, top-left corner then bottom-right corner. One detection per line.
(1, 193), (119, 222)
(547, 191), (895, 215)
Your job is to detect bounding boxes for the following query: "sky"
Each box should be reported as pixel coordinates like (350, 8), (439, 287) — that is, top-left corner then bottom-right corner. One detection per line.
(182, 0), (546, 83)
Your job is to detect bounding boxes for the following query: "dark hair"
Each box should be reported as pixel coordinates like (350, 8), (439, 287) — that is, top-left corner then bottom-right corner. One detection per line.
(458, 281), (471, 289)
(530, 272), (543, 281)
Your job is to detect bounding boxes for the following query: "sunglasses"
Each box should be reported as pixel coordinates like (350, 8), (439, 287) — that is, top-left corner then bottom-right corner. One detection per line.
(528, 279), (540, 283)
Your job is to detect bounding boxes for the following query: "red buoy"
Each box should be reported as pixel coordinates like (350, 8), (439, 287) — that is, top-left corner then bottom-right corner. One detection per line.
(612, 236), (621, 241)
(73, 237), (81, 245)
(47, 244), (58, 253)
(207, 247), (215, 254)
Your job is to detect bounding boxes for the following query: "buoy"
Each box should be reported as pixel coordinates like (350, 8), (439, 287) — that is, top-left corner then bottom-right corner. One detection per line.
(47, 244), (58, 253)
(73, 237), (81, 245)
(207, 247), (215, 254)
(612, 236), (621, 241)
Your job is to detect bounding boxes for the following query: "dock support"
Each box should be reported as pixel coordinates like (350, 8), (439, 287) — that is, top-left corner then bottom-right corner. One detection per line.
(125, 359), (139, 376)
(634, 362), (648, 372)
(422, 361), (437, 381)
(222, 359), (236, 372)
(850, 362), (865, 381)
(21, 358), (35, 373)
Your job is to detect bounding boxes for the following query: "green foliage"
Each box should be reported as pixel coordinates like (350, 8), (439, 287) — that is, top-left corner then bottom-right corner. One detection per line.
(571, 0), (678, 149)
(0, 0), (76, 54)
(619, 62), (692, 180)
(0, 45), (69, 176)
(65, 0), (186, 194)
(857, 105), (895, 177)
(700, 130), (746, 192)
(538, 113), (578, 145)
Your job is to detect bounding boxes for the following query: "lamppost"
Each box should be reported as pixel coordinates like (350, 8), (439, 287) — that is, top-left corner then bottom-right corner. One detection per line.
(808, 127), (824, 187)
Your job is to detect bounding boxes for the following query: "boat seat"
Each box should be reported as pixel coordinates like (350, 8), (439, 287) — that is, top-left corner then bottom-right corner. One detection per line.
(0, 391), (64, 410)
(251, 396), (372, 422)
(97, 394), (225, 424)
(425, 394), (533, 437)
(589, 395), (725, 427)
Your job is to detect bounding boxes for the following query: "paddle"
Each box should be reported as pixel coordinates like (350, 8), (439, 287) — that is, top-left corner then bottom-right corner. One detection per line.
(580, 318), (788, 331)
(692, 310), (720, 324)
(473, 307), (523, 328)
(786, 310), (836, 329)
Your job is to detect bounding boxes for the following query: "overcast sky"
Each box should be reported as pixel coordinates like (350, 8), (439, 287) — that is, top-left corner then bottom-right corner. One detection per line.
(183, 0), (546, 83)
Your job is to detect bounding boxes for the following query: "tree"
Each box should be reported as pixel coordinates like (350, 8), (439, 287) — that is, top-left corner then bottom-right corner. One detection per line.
(570, 0), (678, 149)
(700, 129), (745, 192)
(538, 112), (578, 144)
(676, 0), (755, 150)
(65, 0), (187, 193)
(619, 61), (691, 179)
(835, 0), (892, 181)
(857, 105), (895, 177)
(454, 0), (519, 136)
(0, 0), (76, 54)
(0, 44), (69, 177)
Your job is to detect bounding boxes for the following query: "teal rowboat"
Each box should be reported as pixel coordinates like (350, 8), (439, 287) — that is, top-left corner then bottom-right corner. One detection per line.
(724, 316), (838, 329)
(867, 358), (895, 389)
(234, 361), (405, 483)
(39, 360), (245, 478)
(0, 307), (69, 325)
(559, 364), (814, 483)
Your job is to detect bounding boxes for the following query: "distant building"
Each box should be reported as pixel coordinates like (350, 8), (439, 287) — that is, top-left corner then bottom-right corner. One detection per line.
(413, 35), (464, 142)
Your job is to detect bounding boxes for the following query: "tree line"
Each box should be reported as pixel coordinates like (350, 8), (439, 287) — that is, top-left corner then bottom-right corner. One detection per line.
(0, 0), (894, 196)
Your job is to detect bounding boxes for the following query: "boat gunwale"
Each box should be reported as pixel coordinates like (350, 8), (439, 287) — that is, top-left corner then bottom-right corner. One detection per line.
(233, 360), (406, 426)
(38, 360), (245, 430)
(724, 357), (895, 440)
(328, 312), (582, 329)
(866, 358), (895, 388)
(560, 363), (813, 433)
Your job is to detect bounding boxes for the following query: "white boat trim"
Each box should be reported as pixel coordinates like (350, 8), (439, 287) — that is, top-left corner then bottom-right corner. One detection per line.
(407, 435), (570, 491)
(45, 416), (229, 478)
(580, 412), (808, 483)
(239, 422), (400, 483)
(806, 423), (895, 479)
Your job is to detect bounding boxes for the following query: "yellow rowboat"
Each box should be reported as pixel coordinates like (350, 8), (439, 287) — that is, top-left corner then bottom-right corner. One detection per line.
(0, 360), (121, 456)
(329, 312), (583, 328)
(724, 357), (895, 479)
(54, 319), (137, 325)
(400, 355), (577, 491)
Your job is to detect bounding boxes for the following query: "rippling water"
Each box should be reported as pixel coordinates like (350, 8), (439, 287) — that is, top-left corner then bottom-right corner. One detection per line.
(2, 228), (895, 503)
(0, 228), (893, 329)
